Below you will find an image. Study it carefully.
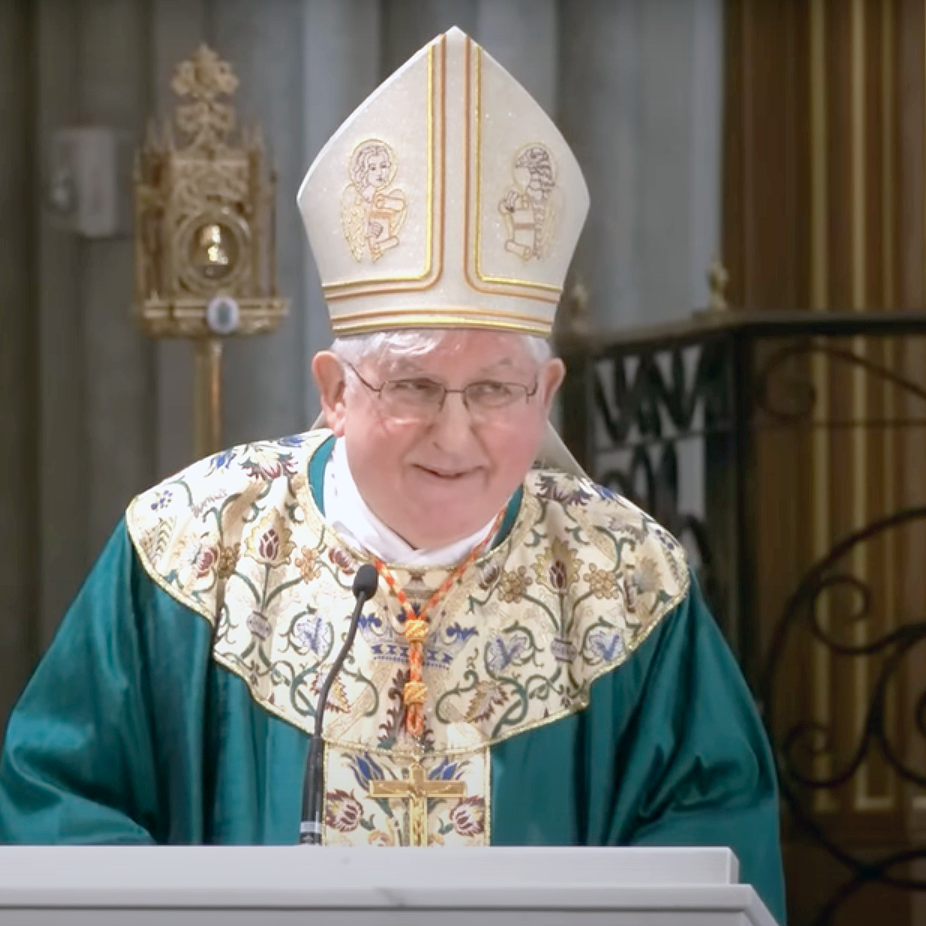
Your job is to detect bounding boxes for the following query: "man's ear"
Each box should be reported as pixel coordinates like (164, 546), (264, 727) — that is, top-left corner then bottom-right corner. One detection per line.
(311, 352), (348, 436)
(539, 358), (566, 414)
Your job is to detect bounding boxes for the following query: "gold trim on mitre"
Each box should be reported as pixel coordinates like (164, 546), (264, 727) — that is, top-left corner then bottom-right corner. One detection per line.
(297, 26), (589, 337)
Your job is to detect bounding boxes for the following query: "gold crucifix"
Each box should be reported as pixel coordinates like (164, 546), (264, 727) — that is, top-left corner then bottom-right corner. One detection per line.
(368, 758), (467, 847)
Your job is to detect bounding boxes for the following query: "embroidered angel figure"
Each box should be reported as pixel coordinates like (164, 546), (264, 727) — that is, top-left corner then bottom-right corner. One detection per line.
(498, 144), (559, 261)
(341, 140), (408, 262)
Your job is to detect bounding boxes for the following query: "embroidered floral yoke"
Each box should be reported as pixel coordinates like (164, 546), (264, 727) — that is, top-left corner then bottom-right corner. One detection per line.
(0, 430), (786, 924)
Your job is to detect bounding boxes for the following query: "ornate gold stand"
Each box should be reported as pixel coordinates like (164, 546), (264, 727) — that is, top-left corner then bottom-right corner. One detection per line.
(133, 45), (288, 458)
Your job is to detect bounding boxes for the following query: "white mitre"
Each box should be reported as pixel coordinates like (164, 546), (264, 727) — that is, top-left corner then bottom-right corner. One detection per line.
(297, 26), (590, 475)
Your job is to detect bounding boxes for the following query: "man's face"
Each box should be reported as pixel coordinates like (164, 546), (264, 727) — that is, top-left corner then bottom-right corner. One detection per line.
(313, 329), (565, 550)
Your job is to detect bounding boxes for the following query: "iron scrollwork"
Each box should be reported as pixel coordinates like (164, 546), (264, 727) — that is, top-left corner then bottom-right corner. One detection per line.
(561, 311), (926, 926)
(760, 507), (926, 926)
(754, 340), (926, 427)
(583, 336), (735, 635)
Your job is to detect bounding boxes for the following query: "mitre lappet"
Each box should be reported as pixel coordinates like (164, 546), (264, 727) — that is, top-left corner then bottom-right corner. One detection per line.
(297, 25), (590, 474)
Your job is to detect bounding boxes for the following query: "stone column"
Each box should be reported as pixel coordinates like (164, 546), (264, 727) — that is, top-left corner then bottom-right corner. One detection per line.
(0, 0), (39, 728)
(301, 0), (382, 419)
(77, 0), (157, 556)
(475, 0), (558, 117)
(35, 0), (87, 644)
(382, 0), (479, 74)
(212, 0), (313, 447)
(559, 0), (723, 329)
(34, 0), (162, 643)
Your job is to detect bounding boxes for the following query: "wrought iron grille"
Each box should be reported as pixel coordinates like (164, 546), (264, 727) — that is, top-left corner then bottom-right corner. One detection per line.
(557, 309), (926, 926)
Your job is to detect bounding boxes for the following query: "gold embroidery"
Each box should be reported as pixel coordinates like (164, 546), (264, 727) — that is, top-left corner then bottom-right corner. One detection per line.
(323, 38), (445, 295)
(499, 144), (559, 261)
(324, 743), (488, 847)
(341, 139), (408, 262)
(464, 40), (562, 298)
(127, 430), (691, 770)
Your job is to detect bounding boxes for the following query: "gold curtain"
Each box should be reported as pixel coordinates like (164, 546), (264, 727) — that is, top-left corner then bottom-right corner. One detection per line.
(724, 1), (926, 922)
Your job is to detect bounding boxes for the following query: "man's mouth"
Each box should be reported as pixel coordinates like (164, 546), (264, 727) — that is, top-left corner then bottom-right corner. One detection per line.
(414, 464), (475, 481)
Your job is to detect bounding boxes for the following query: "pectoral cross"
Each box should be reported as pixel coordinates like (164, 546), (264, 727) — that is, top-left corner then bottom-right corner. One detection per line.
(368, 758), (467, 847)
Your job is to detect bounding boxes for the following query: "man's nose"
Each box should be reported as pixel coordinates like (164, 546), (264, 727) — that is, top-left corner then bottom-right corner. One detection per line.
(429, 391), (476, 451)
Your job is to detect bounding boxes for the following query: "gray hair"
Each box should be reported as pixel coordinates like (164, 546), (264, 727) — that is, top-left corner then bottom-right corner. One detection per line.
(330, 330), (553, 372)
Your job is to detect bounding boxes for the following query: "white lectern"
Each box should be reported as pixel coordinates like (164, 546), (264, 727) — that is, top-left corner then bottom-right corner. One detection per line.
(0, 846), (779, 925)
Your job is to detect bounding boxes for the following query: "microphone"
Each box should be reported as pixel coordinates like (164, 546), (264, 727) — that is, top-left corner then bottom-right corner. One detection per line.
(300, 563), (379, 845)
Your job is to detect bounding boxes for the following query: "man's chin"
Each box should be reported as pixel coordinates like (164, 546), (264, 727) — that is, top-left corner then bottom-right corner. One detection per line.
(404, 503), (496, 550)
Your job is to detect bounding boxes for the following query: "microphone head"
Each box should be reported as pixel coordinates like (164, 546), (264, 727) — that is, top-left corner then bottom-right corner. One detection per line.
(352, 563), (379, 600)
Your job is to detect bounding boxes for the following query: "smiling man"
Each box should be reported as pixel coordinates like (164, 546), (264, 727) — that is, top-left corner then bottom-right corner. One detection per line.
(314, 329), (564, 553)
(0, 26), (785, 925)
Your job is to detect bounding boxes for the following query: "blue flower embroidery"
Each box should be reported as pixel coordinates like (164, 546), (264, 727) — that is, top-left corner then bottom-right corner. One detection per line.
(346, 752), (386, 790)
(587, 627), (625, 662)
(445, 623), (477, 644)
(429, 756), (465, 781)
(277, 433), (308, 447)
(357, 612), (383, 632)
(486, 630), (530, 674)
(150, 489), (173, 511)
(535, 474), (594, 506)
(294, 614), (333, 656)
(209, 448), (237, 472)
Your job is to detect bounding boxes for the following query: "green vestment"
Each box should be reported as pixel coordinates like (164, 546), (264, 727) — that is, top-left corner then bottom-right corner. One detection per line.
(0, 432), (785, 924)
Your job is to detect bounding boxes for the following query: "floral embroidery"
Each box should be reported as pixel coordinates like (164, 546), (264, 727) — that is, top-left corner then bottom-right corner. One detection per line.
(293, 613), (333, 656)
(464, 680), (509, 723)
(176, 533), (210, 576)
(216, 543), (240, 580)
(325, 746), (487, 847)
(378, 668), (412, 748)
(344, 751), (387, 791)
(310, 672), (350, 714)
(243, 510), (295, 568)
(631, 556), (662, 595)
(326, 789), (363, 832)
(585, 626), (625, 663)
(496, 565), (532, 603)
(295, 546), (321, 583)
(207, 447), (238, 473)
(150, 489), (173, 511)
(450, 797), (485, 837)
(534, 473), (593, 507)
(584, 562), (620, 599)
(478, 561), (501, 591)
(241, 445), (299, 481)
(532, 537), (583, 594)
(328, 546), (356, 575)
(127, 429), (690, 849)
(193, 543), (219, 579)
(486, 627), (534, 675)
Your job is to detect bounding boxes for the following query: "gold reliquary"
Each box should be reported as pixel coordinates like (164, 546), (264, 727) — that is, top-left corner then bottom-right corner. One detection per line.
(134, 44), (288, 340)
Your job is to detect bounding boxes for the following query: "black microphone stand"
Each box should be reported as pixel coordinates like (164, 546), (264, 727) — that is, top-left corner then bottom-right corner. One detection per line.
(300, 563), (379, 845)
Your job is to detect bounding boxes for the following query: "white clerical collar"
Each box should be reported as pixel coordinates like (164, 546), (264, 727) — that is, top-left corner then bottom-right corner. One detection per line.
(323, 437), (499, 567)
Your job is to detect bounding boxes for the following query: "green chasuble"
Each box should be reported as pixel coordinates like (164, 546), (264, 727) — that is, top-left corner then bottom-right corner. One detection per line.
(0, 430), (785, 923)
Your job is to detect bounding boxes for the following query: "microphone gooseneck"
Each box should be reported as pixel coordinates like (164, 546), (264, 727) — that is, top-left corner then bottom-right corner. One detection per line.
(300, 563), (379, 845)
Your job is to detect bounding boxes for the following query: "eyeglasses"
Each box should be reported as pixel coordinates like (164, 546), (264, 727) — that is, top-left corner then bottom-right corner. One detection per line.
(345, 363), (539, 423)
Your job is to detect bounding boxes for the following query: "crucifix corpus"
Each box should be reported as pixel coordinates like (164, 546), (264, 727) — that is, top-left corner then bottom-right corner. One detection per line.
(133, 45), (288, 459)
(369, 759), (467, 847)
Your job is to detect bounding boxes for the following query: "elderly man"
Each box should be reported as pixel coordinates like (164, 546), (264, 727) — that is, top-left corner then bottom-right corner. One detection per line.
(0, 26), (785, 925)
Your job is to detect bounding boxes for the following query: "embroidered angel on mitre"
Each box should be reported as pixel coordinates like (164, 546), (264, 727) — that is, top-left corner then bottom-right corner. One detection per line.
(340, 139), (408, 262)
